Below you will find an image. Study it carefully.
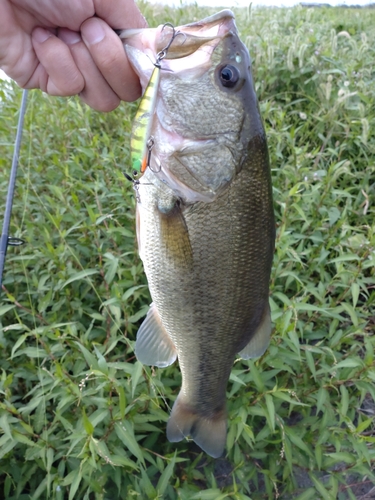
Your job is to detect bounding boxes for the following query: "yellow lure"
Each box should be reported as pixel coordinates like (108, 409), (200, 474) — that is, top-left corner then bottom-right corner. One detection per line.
(130, 63), (161, 176)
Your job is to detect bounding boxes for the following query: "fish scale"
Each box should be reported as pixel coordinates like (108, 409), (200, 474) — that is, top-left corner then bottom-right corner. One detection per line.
(122, 10), (275, 458)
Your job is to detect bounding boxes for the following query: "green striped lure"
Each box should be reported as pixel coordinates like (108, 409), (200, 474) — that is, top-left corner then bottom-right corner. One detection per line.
(130, 63), (160, 177)
(129, 23), (184, 181)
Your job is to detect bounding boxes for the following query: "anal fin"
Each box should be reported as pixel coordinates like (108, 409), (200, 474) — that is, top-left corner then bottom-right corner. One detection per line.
(135, 303), (177, 368)
(238, 301), (272, 360)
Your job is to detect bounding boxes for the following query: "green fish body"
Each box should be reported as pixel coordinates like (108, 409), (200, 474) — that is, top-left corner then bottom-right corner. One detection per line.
(121, 10), (275, 458)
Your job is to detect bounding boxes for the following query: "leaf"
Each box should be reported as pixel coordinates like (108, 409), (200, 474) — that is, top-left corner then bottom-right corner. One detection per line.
(340, 385), (349, 417)
(329, 254), (360, 264)
(33, 396), (46, 433)
(305, 349), (316, 381)
(157, 452), (177, 495)
(351, 282), (360, 308)
(74, 342), (98, 369)
(140, 467), (156, 498)
(104, 255), (119, 285)
(191, 489), (227, 500)
(114, 422), (145, 465)
(280, 308), (293, 335)
(11, 333), (28, 359)
(285, 427), (313, 458)
(272, 391), (308, 406)
(264, 394), (275, 433)
(90, 408), (109, 428)
(4, 475), (11, 499)
(229, 372), (247, 387)
(13, 430), (40, 448)
(294, 489), (317, 500)
(248, 360), (265, 393)
(122, 285), (147, 302)
(315, 444), (323, 470)
(117, 385), (126, 419)
(328, 207), (341, 226)
(325, 452), (356, 464)
(61, 269), (99, 289)
(46, 447), (54, 473)
(82, 408), (94, 435)
(132, 361), (144, 398)
(68, 469), (82, 500)
(0, 413), (13, 441)
(356, 418), (374, 434)
(0, 437), (17, 460)
(128, 305), (149, 324)
(110, 454), (139, 469)
(94, 346), (108, 375)
(0, 305), (15, 316)
(13, 347), (47, 358)
(309, 474), (335, 500)
(316, 387), (327, 415)
(334, 358), (363, 369)
(31, 476), (49, 500)
(340, 302), (359, 327)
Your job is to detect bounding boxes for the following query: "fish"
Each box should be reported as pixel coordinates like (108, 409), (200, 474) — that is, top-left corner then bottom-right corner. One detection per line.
(119, 10), (275, 458)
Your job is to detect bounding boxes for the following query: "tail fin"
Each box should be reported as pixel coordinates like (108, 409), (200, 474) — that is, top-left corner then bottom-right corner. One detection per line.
(166, 395), (227, 458)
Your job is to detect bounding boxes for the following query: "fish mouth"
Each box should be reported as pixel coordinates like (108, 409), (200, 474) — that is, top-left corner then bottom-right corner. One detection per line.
(155, 10), (236, 59)
(120, 10), (236, 67)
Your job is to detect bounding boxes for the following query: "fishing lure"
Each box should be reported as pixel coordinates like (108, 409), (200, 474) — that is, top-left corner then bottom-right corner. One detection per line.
(129, 23), (184, 181)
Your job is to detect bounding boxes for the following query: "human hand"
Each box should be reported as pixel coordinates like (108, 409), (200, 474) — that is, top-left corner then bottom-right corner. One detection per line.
(0, 0), (147, 111)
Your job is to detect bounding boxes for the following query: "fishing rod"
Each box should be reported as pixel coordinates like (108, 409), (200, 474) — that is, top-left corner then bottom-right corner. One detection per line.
(0, 89), (28, 290)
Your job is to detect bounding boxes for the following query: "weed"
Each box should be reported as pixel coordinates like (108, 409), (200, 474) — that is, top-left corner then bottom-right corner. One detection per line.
(0, 4), (374, 499)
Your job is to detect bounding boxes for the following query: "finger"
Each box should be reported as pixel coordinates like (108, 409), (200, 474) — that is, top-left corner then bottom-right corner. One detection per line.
(81, 17), (141, 102)
(93, 0), (148, 30)
(58, 28), (120, 111)
(10, 0), (94, 31)
(30, 27), (84, 95)
(0, 1), (37, 86)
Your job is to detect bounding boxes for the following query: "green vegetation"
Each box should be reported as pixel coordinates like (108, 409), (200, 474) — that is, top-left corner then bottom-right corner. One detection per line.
(0, 4), (374, 499)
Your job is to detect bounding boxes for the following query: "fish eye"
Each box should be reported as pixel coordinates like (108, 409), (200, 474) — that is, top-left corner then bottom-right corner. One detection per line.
(219, 64), (240, 88)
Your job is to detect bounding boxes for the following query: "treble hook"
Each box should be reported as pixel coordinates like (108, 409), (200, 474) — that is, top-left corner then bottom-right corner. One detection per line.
(146, 137), (161, 174)
(156, 23), (186, 64)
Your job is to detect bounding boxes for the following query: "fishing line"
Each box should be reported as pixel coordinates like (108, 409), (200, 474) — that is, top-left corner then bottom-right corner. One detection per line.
(0, 89), (28, 290)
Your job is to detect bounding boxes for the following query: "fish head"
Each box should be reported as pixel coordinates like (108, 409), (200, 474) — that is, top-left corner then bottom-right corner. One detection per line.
(121, 10), (265, 203)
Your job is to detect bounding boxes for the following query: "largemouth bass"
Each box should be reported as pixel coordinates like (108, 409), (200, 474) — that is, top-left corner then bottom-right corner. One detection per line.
(120, 10), (275, 458)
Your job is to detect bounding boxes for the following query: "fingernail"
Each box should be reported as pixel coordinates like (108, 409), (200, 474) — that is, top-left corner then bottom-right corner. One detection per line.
(59, 29), (81, 45)
(32, 27), (52, 44)
(82, 21), (105, 45)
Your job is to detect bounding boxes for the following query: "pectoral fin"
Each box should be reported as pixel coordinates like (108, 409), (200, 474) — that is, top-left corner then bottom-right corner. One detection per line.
(239, 302), (272, 359)
(135, 303), (177, 367)
(158, 200), (193, 268)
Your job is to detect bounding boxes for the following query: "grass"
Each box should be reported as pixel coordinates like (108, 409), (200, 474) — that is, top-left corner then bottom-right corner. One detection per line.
(0, 3), (374, 499)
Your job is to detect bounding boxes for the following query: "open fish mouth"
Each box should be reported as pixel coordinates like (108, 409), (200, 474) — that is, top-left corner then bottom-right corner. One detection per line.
(154, 10), (236, 59)
(119, 10), (237, 87)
